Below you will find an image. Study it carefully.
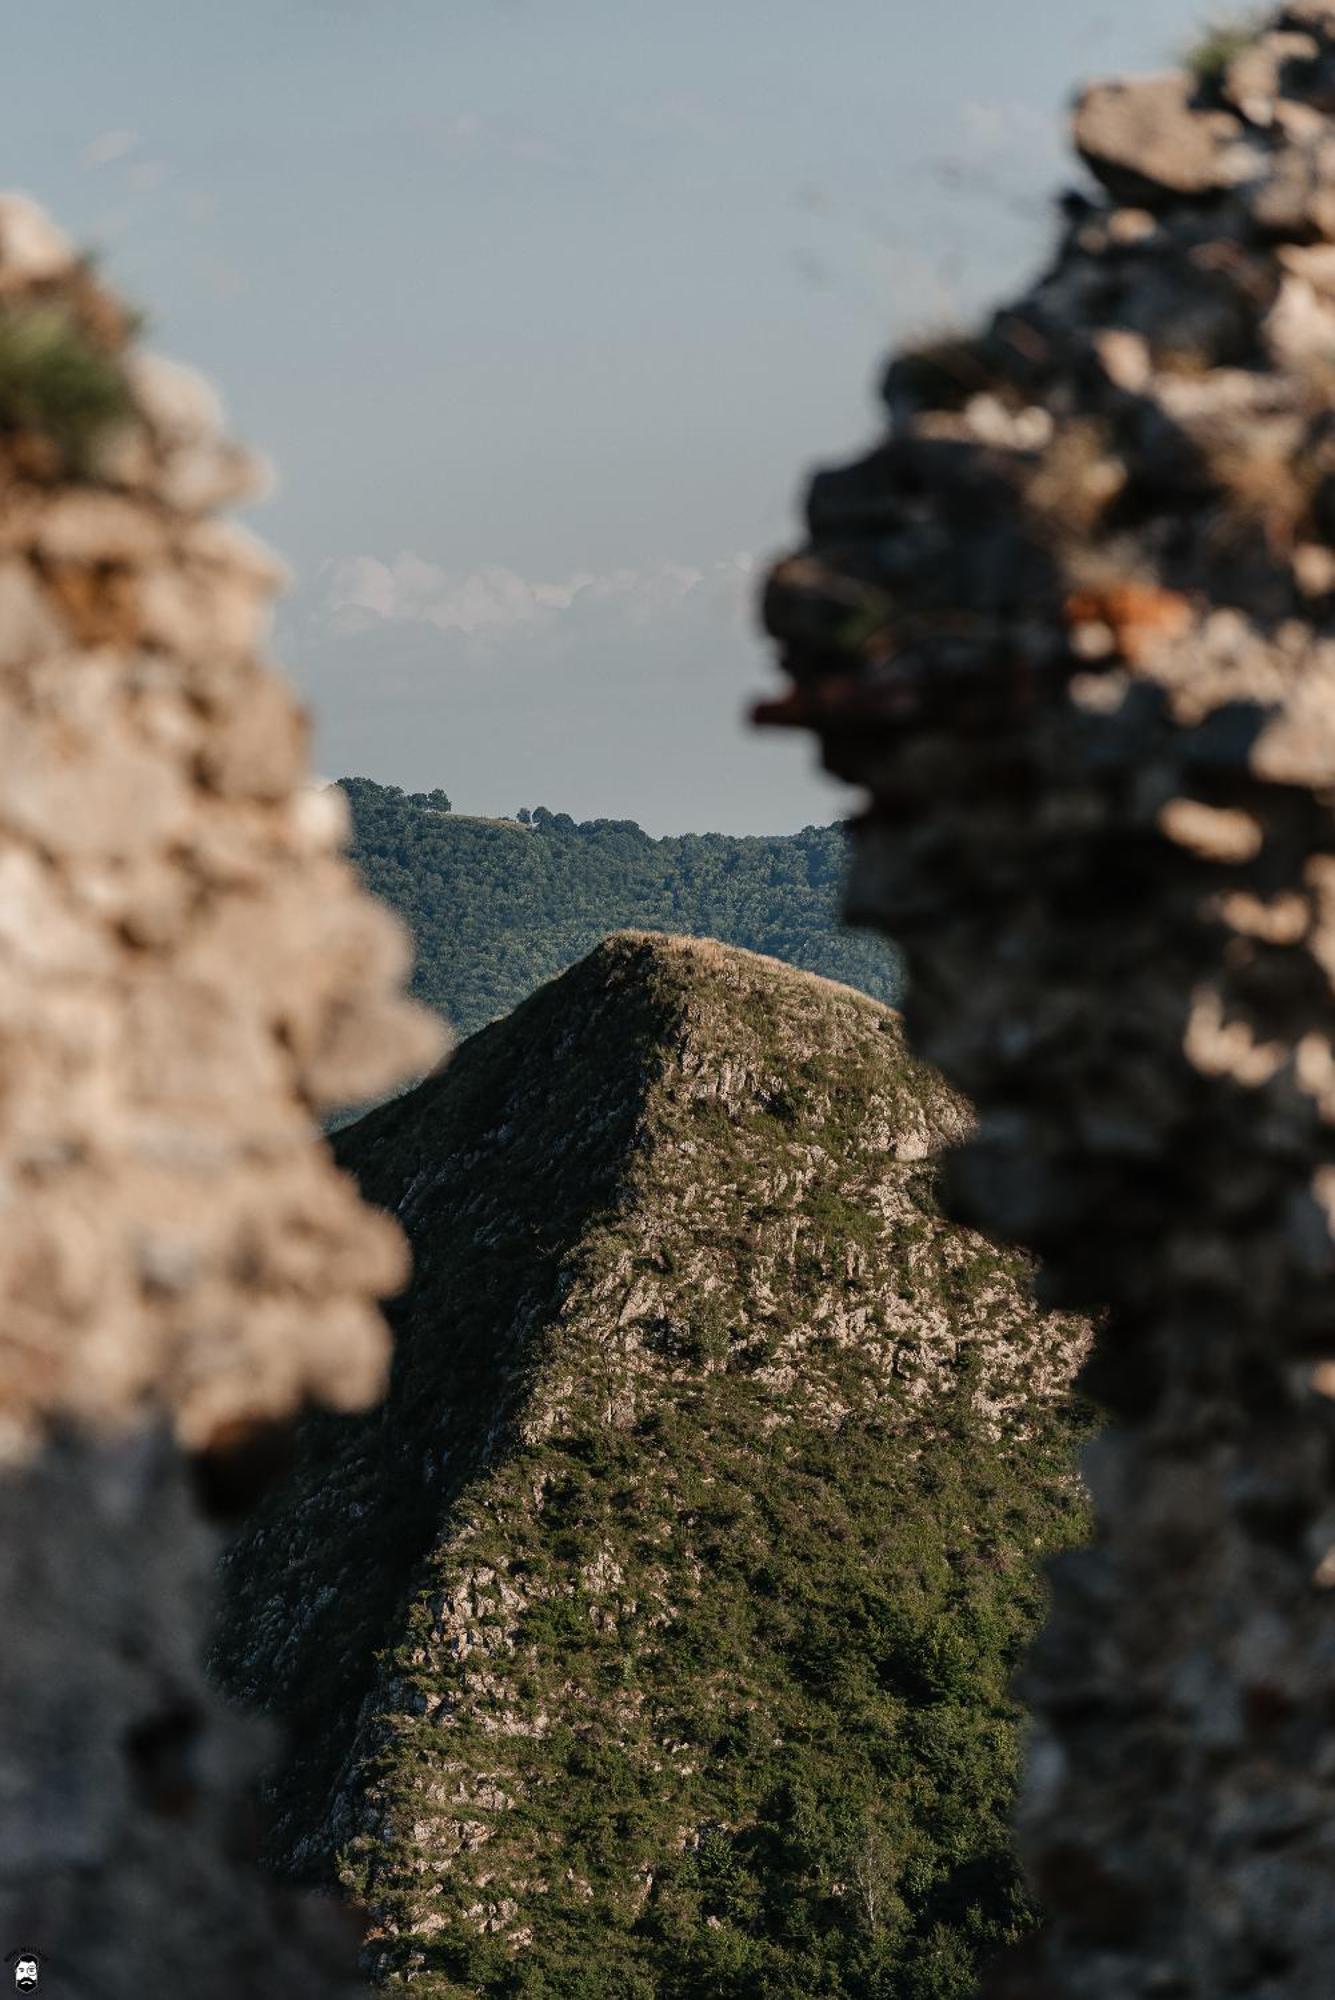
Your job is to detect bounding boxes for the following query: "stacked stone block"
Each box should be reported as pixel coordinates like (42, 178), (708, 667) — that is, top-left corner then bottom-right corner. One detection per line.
(760, 10), (1335, 1992)
(0, 196), (444, 1996)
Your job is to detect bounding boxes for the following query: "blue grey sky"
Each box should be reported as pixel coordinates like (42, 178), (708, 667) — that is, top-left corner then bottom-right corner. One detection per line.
(10, 0), (1198, 832)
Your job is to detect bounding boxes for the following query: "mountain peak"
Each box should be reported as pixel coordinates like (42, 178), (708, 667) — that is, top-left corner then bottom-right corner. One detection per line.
(215, 933), (1088, 1995)
(356, 926), (961, 1190)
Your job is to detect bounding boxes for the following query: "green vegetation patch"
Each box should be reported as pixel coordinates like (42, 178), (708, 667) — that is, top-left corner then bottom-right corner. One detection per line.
(0, 302), (131, 473)
(345, 1402), (1088, 2000)
(1184, 12), (1267, 90)
(338, 778), (903, 1041)
(214, 934), (1089, 1999)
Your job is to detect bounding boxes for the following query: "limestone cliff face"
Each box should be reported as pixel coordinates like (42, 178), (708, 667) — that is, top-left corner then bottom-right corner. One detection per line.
(216, 934), (1088, 1996)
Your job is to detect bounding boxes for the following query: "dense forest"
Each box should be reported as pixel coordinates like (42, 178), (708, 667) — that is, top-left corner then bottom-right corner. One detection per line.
(341, 777), (903, 1041)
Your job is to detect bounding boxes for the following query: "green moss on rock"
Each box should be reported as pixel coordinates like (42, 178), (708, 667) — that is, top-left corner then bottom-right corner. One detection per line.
(0, 302), (131, 473)
(1183, 12), (1267, 89)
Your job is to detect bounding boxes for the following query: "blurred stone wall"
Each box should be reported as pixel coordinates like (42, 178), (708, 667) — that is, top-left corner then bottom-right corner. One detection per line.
(761, 8), (1335, 1994)
(0, 195), (444, 1995)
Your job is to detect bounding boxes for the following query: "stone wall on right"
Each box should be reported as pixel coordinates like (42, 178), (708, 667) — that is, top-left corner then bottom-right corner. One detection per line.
(760, 8), (1335, 1994)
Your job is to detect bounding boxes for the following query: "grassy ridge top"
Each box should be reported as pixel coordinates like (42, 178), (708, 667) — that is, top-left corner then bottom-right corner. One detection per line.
(215, 933), (1088, 1998)
(339, 778), (904, 1039)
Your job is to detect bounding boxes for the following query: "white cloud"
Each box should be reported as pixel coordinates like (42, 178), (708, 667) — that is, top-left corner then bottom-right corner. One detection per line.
(80, 128), (139, 169)
(510, 134), (569, 166)
(193, 254), (250, 301)
(278, 544), (855, 836)
(437, 112), (570, 169)
(444, 112), (484, 151)
(615, 95), (716, 138)
(282, 546), (816, 833)
(125, 160), (169, 195)
(179, 191), (217, 227)
(319, 552), (755, 645)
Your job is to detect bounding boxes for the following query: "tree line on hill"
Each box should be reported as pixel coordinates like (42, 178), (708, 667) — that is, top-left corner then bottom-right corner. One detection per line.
(340, 777), (904, 1042)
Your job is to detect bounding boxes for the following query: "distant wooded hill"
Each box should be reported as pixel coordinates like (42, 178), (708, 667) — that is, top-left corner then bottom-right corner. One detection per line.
(340, 777), (903, 1040)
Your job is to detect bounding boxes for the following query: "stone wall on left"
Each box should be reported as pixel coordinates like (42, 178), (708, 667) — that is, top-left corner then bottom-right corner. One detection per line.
(0, 194), (446, 1996)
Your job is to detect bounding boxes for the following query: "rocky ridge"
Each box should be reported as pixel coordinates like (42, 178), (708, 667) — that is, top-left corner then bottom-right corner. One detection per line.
(215, 933), (1088, 1997)
(759, 7), (1335, 1994)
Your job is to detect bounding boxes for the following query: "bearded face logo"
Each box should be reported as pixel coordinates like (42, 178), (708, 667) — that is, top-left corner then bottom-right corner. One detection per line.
(8, 1955), (38, 1991)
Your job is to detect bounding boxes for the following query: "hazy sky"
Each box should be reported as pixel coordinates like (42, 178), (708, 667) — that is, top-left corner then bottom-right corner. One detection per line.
(10, 0), (1195, 833)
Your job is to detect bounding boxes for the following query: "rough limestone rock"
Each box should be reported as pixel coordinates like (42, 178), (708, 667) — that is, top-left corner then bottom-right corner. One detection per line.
(759, 9), (1335, 1996)
(1073, 75), (1259, 206)
(214, 934), (1089, 1996)
(0, 196), (445, 1996)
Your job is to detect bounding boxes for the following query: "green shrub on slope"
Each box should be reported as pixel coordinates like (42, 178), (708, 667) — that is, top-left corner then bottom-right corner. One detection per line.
(214, 936), (1088, 1998)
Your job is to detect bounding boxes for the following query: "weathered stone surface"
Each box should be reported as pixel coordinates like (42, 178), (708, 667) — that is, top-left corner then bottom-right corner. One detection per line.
(1283, 1), (1335, 38)
(0, 1427), (371, 1997)
(1223, 29), (1321, 127)
(0, 206), (445, 1450)
(0, 195), (447, 1996)
(0, 193), (74, 284)
(1074, 74), (1258, 205)
(1251, 130), (1335, 237)
(760, 9), (1335, 1994)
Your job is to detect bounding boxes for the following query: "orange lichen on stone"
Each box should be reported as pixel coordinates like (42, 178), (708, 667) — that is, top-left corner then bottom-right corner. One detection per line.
(1064, 583), (1195, 665)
